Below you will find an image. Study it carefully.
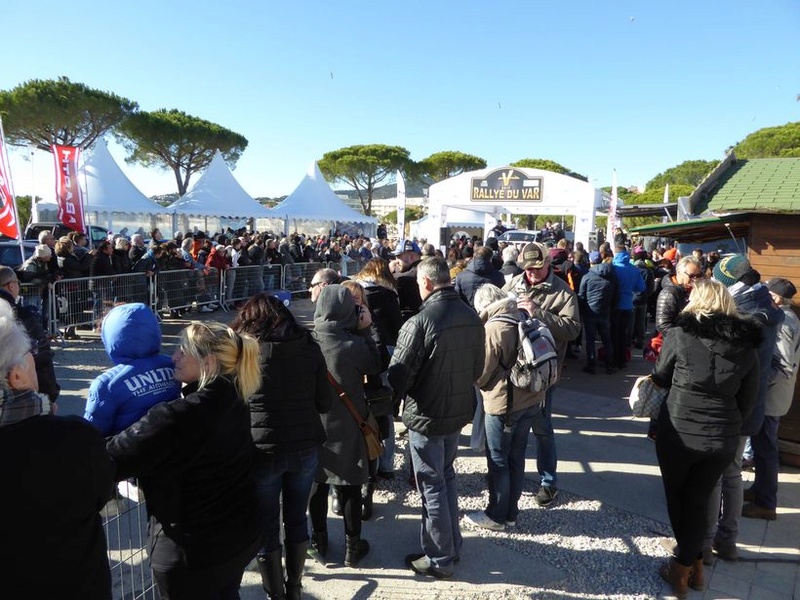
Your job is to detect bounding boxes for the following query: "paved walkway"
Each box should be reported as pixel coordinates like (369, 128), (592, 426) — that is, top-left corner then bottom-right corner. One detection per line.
(53, 298), (800, 599)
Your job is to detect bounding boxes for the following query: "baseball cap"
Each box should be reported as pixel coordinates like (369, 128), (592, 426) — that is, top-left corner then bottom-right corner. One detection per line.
(589, 251), (602, 264)
(393, 239), (421, 255)
(518, 242), (547, 270)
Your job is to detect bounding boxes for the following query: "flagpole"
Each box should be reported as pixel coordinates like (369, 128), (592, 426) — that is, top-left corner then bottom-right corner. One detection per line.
(0, 117), (24, 249)
(606, 169), (618, 246)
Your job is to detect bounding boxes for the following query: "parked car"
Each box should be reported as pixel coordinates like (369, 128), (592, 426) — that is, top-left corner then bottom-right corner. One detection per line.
(497, 229), (542, 247)
(0, 241), (37, 269)
(24, 222), (109, 249)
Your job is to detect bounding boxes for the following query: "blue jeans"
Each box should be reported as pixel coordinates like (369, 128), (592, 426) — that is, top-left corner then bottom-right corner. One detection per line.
(408, 429), (461, 575)
(484, 404), (539, 524)
(751, 416), (780, 509)
(253, 448), (318, 554)
(531, 386), (557, 488)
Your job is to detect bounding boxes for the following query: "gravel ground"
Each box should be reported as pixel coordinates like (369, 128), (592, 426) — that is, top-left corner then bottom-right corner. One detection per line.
(366, 436), (672, 600)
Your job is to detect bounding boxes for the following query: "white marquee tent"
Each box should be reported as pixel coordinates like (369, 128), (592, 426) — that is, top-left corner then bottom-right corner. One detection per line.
(167, 150), (274, 233)
(410, 207), (493, 241)
(271, 162), (377, 235)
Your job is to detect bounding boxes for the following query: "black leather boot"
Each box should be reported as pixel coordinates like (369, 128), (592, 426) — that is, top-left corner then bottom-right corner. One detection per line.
(256, 548), (286, 599)
(310, 530), (328, 558)
(285, 541), (307, 600)
(361, 478), (375, 521)
(344, 535), (370, 567)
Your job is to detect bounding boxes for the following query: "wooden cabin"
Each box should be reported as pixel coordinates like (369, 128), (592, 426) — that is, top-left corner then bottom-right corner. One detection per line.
(631, 154), (800, 463)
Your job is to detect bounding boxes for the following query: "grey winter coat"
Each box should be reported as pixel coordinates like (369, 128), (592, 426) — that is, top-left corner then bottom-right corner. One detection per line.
(313, 285), (382, 485)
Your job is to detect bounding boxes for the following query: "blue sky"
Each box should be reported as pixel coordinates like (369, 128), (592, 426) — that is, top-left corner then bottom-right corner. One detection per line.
(3, 0), (799, 200)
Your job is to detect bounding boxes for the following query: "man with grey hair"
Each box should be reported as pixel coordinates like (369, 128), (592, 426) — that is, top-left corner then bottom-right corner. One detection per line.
(129, 233), (146, 265)
(309, 267), (340, 303)
(421, 243), (436, 257)
(500, 245), (521, 283)
(388, 257), (484, 579)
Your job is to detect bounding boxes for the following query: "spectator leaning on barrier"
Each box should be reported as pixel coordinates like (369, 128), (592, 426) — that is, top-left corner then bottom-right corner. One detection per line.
(0, 266), (60, 408)
(0, 300), (114, 600)
(84, 303), (181, 437)
(388, 256), (485, 579)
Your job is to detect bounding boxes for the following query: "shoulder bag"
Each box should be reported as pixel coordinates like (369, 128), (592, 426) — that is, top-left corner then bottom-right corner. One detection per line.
(629, 374), (668, 419)
(327, 372), (384, 460)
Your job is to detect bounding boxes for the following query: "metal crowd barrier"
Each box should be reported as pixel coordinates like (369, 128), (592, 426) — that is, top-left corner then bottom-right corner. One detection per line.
(38, 258), (378, 335)
(103, 480), (156, 600)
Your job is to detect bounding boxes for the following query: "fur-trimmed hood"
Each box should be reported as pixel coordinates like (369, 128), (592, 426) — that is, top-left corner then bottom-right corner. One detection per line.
(673, 311), (763, 348)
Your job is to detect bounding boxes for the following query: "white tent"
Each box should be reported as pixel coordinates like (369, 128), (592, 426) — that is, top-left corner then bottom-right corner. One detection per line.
(272, 162), (377, 234)
(167, 151), (274, 219)
(81, 141), (167, 214)
(410, 207), (493, 242)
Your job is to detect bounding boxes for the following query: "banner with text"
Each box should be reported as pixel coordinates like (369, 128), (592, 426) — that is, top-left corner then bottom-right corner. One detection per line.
(0, 119), (20, 239)
(471, 168), (543, 203)
(52, 144), (85, 232)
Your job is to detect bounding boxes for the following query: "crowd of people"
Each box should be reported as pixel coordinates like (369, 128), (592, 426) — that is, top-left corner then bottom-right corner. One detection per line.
(0, 222), (797, 599)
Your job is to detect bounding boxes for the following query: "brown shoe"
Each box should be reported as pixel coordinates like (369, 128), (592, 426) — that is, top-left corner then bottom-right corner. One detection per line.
(689, 558), (704, 591)
(659, 559), (691, 599)
(742, 502), (777, 520)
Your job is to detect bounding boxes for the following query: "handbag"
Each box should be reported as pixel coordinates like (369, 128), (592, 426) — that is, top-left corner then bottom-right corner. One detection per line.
(327, 372), (384, 460)
(363, 384), (394, 417)
(629, 374), (668, 419)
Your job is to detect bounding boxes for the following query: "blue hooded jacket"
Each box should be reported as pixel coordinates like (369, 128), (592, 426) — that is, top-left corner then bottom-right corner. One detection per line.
(611, 251), (645, 310)
(84, 303), (180, 435)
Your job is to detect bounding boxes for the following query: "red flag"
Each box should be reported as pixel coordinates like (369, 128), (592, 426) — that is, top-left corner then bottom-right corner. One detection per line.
(52, 144), (85, 232)
(0, 121), (20, 239)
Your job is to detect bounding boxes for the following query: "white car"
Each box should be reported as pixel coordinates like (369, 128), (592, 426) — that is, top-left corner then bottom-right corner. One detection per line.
(497, 230), (542, 247)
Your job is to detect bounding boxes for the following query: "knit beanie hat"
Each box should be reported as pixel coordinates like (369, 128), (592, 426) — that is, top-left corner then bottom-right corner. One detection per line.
(713, 254), (751, 287)
(35, 244), (52, 260)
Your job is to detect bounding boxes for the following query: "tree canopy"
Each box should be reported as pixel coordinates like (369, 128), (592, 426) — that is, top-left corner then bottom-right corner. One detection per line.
(645, 159), (718, 189)
(510, 158), (587, 181)
(118, 109), (248, 196)
(0, 76), (137, 151)
(417, 151), (486, 182)
(318, 144), (412, 215)
(733, 121), (800, 158)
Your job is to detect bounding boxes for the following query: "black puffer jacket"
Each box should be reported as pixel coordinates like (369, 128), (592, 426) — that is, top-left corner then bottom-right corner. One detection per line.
(652, 312), (761, 453)
(396, 260), (423, 322)
(388, 287), (485, 436)
(107, 376), (259, 570)
(249, 332), (332, 456)
(655, 276), (689, 334)
(362, 282), (402, 348)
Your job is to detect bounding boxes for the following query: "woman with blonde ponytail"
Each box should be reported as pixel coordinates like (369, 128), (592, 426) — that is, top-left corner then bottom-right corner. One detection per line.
(108, 321), (262, 600)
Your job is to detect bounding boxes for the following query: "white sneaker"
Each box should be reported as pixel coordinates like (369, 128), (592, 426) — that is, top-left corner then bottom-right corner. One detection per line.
(464, 511), (505, 531)
(199, 306), (214, 313)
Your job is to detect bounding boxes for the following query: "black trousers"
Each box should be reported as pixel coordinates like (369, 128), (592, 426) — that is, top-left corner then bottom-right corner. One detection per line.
(656, 418), (734, 566)
(309, 482), (362, 537)
(610, 309), (633, 368)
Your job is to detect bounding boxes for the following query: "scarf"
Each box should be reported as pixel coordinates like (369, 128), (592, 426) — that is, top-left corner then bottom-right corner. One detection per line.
(0, 388), (44, 428)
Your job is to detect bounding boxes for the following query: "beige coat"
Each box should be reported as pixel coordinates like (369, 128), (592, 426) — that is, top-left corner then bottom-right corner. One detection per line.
(502, 269), (581, 366)
(476, 297), (544, 416)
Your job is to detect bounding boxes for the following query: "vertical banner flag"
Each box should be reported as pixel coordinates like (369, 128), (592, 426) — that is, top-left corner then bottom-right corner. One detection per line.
(396, 169), (406, 238)
(662, 183), (671, 223)
(52, 144), (85, 232)
(606, 169), (618, 245)
(0, 118), (21, 239)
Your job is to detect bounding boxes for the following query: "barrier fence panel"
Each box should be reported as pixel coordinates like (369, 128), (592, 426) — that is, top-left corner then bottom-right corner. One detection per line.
(262, 264), (283, 292)
(18, 282), (50, 330)
(283, 262), (325, 295)
(329, 259), (365, 278)
(220, 264), (269, 308)
(52, 273), (155, 337)
(154, 268), (222, 314)
(104, 480), (157, 600)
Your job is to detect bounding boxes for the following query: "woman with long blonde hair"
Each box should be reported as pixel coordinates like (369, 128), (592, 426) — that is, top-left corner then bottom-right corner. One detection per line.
(108, 321), (261, 600)
(652, 278), (761, 598)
